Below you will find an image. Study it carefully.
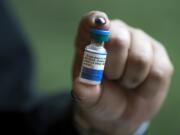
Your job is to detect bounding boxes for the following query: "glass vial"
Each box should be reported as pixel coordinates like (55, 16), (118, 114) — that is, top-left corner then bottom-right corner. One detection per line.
(79, 28), (110, 85)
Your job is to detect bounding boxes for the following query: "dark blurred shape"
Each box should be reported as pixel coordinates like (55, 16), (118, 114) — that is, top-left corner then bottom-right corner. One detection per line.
(0, 2), (79, 134)
(0, 0), (34, 110)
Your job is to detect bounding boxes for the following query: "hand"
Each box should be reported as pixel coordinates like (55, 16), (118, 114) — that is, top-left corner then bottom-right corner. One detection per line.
(72, 11), (174, 135)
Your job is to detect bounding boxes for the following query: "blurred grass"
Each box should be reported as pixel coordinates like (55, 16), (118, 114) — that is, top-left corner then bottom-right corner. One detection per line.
(8, 0), (180, 134)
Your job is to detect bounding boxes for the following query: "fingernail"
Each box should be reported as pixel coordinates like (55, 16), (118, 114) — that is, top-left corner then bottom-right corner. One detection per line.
(71, 90), (81, 102)
(95, 17), (106, 25)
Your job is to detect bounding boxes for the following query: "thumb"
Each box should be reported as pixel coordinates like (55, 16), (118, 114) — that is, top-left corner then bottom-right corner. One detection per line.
(72, 11), (110, 107)
(72, 78), (101, 108)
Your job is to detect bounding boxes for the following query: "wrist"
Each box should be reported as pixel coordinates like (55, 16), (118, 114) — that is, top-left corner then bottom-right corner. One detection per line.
(73, 107), (150, 135)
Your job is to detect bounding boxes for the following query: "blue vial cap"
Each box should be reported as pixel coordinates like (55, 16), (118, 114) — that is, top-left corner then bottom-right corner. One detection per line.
(90, 28), (110, 42)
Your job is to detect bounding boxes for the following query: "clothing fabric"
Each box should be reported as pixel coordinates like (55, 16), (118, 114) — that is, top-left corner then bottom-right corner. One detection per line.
(0, 1), (78, 134)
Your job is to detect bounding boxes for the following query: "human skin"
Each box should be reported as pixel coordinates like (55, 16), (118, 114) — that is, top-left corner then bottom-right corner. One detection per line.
(72, 11), (174, 135)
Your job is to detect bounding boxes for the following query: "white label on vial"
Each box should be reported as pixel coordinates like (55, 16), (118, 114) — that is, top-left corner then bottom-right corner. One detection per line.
(80, 49), (107, 83)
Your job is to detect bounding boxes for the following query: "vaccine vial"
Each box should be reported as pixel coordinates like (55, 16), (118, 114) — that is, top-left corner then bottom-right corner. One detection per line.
(79, 24), (110, 85)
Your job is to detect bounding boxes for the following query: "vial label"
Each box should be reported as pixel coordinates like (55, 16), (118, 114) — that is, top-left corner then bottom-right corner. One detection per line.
(80, 48), (107, 84)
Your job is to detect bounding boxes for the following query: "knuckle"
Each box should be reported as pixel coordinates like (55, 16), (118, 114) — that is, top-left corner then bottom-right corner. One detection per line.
(149, 66), (170, 82)
(130, 53), (150, 69)
(109, 25), (131, 50)
(134, 28), (146, 37)
(150, 68), (164, 82)
(133, 28), (150, 43)
(153, 49), (174, 79)
(111, 19), (127, 27)
(165, 62), (174, 78)
(111, 36), (129, 50)
(118, 34), (130, 48)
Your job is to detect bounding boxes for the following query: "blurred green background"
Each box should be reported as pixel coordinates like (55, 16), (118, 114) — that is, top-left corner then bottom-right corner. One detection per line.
(8, 0), (180, 134)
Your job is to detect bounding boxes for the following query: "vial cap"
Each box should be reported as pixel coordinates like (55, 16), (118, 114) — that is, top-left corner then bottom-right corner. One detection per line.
(90, 28), (110, 43)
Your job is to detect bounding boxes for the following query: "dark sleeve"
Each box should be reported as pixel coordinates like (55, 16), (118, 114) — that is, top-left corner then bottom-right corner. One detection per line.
(0, 0), (34, 110)
(34, 92), (79, 135)
(0, 92), (79, 135)
(0, 1), (79, 134)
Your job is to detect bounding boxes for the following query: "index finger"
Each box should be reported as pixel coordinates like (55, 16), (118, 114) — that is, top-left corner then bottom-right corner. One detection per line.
(75, 11), (110, 52)
(73, 11), (110, 79)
